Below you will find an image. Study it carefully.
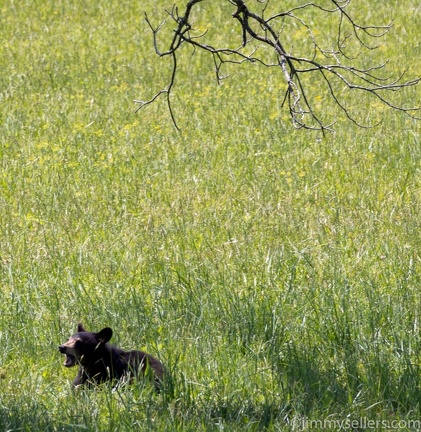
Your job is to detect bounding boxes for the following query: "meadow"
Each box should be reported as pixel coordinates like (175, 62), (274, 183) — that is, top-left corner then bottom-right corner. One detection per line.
(0, 1), (420, 430)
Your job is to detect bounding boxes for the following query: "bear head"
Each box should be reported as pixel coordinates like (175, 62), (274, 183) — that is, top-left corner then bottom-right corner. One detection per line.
(59, 323), (113, 368)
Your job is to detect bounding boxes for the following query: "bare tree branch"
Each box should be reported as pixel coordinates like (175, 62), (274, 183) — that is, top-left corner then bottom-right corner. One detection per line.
(135, 0), (420, 133)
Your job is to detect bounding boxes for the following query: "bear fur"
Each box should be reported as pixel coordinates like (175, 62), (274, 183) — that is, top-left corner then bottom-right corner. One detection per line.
(59, 323), (164, 390)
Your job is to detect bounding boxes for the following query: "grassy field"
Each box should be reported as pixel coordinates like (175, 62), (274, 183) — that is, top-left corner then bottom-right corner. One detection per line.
(0, 1), (420, 430)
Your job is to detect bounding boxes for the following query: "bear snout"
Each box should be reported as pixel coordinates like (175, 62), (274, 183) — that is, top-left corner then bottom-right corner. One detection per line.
(59, 345), (66, 353)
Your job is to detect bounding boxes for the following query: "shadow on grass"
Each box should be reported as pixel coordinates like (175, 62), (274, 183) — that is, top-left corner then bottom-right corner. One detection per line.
(0, 400), (52, 431)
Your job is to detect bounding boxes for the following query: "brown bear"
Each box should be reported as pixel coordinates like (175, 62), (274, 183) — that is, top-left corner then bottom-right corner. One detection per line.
(59, 323), (164, 390)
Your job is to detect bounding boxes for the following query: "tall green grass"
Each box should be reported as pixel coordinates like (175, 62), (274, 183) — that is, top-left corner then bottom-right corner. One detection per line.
(0, 0), (420, 430)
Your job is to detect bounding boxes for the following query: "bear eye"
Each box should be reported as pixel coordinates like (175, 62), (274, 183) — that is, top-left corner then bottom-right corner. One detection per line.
(72, 337), (82, 348)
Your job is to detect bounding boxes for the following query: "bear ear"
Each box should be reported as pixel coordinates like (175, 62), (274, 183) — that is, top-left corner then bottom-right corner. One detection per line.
(78, 323), (86, 332)
(97, 327), (113, 343)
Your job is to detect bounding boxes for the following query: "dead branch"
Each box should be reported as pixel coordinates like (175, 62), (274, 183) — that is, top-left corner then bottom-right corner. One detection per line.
(135, 0), (420, 133)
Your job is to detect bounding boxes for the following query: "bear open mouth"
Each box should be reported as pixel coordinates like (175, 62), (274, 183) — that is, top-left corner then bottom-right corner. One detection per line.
(63, 354), (77, 367)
